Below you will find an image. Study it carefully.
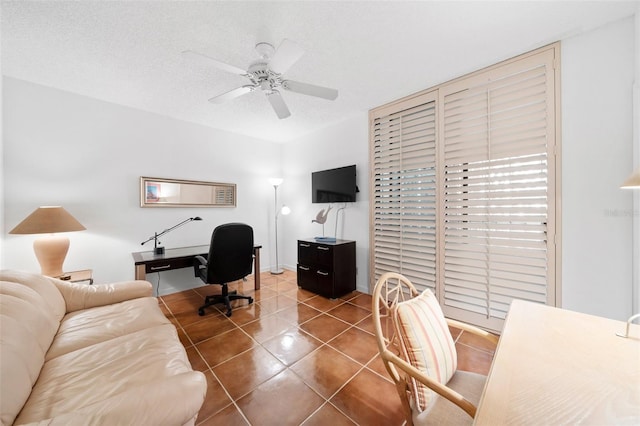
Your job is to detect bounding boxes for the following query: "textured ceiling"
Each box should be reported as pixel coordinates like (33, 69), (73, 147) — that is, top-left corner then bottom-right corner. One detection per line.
(2, 1), (638, 143)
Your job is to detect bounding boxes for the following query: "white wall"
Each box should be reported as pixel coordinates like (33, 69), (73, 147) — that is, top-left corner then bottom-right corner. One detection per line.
(278, 15), (638, 320)
(2, 78), (282, 295)
(1, 6), (4, 266)
(281, 114), (370, 293)
(632, 7), (640, 315)
(561, 15), (636, 320)
(2, 14), (637, 320)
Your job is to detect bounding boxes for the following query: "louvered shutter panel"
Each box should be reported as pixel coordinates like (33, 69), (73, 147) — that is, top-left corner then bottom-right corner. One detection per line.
(439, 49), (556, 329)
(371, 93), (438, 292)
(369, 45), (558, 332)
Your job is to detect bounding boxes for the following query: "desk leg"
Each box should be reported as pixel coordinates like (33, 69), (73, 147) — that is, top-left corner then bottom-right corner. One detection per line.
(135, 265), (146, 281)
(254, 248), (261, 290)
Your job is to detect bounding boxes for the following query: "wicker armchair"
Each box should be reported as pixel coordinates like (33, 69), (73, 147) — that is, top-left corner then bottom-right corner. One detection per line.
(372, 272), (499, 425)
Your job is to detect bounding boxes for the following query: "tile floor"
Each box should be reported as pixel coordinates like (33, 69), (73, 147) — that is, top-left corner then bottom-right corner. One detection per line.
(159, 270), (497, 425)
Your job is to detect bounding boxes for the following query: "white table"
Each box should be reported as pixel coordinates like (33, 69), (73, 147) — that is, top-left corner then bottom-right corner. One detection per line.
(475, 300), (640, 425)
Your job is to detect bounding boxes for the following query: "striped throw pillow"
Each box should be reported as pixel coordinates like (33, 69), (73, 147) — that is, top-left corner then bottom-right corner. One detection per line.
(393, 289), (457, 412)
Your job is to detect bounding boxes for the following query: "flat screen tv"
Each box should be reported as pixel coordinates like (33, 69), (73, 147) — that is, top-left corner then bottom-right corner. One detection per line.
(312, 165), (357, 203)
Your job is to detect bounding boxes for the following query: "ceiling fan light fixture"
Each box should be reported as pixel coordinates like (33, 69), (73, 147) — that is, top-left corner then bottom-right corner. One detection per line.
(255, 42), (275, 59)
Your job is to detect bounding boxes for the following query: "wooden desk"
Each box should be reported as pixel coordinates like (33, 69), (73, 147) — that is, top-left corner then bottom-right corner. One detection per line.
(132, 244), (262, 290)
(475, 300), (640, 425)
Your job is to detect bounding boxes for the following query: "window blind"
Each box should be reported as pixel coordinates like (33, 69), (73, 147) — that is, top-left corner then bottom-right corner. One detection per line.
(371, 95), (438, 291)
(439, 50), (556, 329)
(369, 45), (558, 332)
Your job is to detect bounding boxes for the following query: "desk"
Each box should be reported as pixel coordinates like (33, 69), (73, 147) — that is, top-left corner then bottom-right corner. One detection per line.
(474, 300), (640, 425)
(132, 244), (262, 290)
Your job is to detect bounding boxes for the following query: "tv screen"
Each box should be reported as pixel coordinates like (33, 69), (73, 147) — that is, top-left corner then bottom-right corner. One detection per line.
(312, 165), (357, 203)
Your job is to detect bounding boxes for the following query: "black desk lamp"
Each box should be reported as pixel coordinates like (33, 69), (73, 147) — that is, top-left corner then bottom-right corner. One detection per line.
(141, 217), (202, 254)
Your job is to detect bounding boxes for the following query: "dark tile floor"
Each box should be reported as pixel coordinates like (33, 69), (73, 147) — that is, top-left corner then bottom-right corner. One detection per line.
(159, 270), (497, 425)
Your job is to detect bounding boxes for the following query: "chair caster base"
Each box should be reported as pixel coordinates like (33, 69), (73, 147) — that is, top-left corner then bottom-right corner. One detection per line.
(198, 308), (205, 316)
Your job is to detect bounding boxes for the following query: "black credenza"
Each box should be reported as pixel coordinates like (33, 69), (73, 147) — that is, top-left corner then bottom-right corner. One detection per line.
(297, 238), (356, 298)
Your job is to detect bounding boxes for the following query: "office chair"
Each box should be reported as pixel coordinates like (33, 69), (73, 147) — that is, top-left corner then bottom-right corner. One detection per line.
(372, 272), (499, 425)
(194, 223), (254, 317)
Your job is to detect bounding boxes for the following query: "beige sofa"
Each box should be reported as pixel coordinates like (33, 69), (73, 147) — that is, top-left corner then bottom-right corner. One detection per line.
(0, 270), (207, 426)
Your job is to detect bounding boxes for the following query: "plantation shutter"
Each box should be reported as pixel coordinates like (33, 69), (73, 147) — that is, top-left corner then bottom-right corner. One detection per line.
(369, 44), (558, 332)
(371, 92), (438, 291)
(438, 49), (557, 330)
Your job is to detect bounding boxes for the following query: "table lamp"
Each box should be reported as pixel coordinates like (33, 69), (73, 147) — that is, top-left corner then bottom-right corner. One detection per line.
(621, 167), (640, 189)
(9, 206), (86, 277)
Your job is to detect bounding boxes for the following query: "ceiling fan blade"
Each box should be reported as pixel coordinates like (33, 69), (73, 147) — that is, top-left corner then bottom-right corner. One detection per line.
(269, 39), (305, 74)
(182, 50), (247, 76)
(283, 80), (338, 101)
(266, 90), (291, 119)
(208, 86), (254, 104)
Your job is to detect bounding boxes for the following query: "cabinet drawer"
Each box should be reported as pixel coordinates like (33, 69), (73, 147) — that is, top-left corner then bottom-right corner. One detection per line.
(298, 241), (315, 264)
(297, 264), (317, 292)
(314, 244), (333, 267)
(315, 268), (333, 297)
(145, 256), (194, 273)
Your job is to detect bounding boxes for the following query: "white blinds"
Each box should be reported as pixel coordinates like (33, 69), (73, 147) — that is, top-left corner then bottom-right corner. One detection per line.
(369, 45), (558, 332)
(441, 55), (554, 326)
(372, 95), (438, 291)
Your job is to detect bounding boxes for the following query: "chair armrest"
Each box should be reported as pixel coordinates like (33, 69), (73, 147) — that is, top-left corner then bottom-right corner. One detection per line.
(382, 349), (477, 418)
(19, 372), (207, 426)
(193, 255), (207, 277)
(446, 318), (500, 345)
(53, 278), (153, 313)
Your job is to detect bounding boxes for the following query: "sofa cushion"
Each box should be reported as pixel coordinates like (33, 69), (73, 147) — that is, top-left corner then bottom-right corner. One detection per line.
(0, 271), (66, 320)
(394, 289), (457, 412)
(46, 297), (171, 360)
(15, 324), (196, 424)
(0, 272), (66, 426)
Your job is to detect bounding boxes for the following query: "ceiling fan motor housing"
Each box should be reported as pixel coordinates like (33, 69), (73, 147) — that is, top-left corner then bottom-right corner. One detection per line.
(247, 61), (283, 93)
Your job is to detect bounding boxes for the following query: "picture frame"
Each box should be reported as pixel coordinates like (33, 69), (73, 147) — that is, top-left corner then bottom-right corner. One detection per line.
(140, 177), (236, 208)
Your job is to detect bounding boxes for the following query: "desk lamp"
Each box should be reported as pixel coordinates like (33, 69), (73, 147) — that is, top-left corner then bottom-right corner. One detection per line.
(621, 167), (640, 189)
(618, 167), (640, 336)
(141, 217), (203, 254)
(9, 206), (86, 277)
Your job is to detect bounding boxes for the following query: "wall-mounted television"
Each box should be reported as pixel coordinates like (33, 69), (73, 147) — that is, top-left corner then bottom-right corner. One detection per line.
(312, 165), (357, 203)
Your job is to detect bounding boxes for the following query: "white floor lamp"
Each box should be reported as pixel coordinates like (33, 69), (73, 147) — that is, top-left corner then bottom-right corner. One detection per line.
(269, 178), (290, 274)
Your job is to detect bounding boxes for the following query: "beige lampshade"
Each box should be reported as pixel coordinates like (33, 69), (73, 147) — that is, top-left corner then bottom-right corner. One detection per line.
(9, 206), (86, 234)
(9, 206), (86, 277)
(621, 168), (640, 189)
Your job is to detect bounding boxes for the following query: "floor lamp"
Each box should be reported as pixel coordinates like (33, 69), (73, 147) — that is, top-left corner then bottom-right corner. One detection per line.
(269, 178), (290, 274)
(9, 206), (86, 277)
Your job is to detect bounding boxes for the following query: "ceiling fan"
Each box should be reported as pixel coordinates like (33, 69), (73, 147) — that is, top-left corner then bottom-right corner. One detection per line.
(183, 39), (338, 119)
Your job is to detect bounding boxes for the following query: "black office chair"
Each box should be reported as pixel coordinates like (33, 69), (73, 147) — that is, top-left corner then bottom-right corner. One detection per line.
(194, 223), (254, 317)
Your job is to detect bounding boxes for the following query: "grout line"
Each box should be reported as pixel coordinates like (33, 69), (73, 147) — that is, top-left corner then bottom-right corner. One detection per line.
(165, 283), (495, 425)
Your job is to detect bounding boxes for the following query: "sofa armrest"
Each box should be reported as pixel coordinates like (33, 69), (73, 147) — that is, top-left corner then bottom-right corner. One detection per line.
(53, 278), (153, 313)
(19, 371), (207, 426)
